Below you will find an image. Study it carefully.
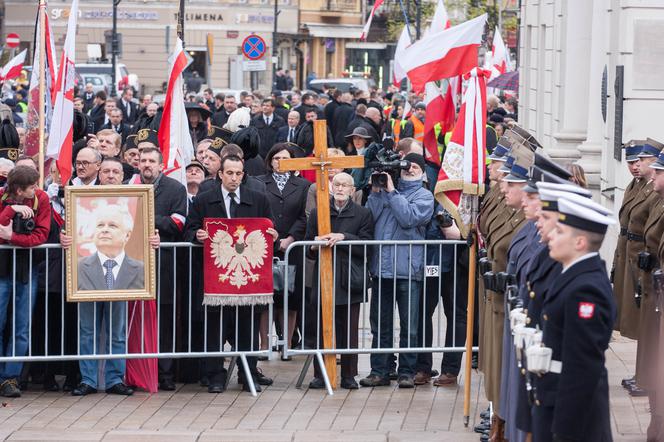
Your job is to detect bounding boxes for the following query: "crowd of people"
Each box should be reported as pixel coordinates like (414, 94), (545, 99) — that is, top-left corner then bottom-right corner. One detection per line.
(0, 75), (642, 442)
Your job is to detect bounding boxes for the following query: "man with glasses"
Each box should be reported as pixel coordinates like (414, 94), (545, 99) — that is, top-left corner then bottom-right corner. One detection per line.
(71, 148), (101, 186)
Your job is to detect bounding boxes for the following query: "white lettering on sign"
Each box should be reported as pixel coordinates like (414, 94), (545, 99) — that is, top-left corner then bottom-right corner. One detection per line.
(425, 266), (439, 278)
(51, 8), (158, 21)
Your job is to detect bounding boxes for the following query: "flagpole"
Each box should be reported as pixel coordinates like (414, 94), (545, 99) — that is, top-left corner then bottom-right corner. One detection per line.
(38, 0), (47, 188)
(463, 195), (479, 427)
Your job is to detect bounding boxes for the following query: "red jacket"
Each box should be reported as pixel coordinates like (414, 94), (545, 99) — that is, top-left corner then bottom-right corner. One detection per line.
(0, 188), (51, 247)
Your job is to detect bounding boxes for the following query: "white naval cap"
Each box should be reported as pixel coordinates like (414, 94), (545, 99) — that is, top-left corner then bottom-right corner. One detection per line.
(538, 188), (586, 212)
(557, 197), (616, 234)
(535, 181), (592, 198)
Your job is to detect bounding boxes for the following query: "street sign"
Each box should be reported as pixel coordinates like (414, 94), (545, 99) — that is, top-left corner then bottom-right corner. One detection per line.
(241, 35), (267, 61)
(242, 60), (267, 71)
(6, 33), (20, 48)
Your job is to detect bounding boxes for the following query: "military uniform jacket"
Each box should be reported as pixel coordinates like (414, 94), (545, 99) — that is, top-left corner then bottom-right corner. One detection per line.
(537, 255), (615, 441)
(612, 177), (644, 331)
(636, 198), (664, 388)
(506, 221), (540, 296)
(478, 184), (501, 244)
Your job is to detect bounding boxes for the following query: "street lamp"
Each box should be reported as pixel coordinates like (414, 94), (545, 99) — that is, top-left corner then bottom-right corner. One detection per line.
(111, 0), (121, 97)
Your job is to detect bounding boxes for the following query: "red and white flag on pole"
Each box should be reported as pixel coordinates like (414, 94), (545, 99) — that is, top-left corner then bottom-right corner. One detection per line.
(434, 67), (489, 237)
(0, 49), (27, 81)
(158, 38), (194, 186)
(392, 26), (411, 86)
(487, 26), (512, 80)
(401, 13), (486, 93)
(46, 0), (79, 185)
(25, 6), (58, 158)
(426, 0), (451, 35)
(423, 81), (456, 167)
(360, 0), (384, 41)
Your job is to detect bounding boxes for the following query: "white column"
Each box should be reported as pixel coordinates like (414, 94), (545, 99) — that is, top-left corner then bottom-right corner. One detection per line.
(576, 0), (607, 189)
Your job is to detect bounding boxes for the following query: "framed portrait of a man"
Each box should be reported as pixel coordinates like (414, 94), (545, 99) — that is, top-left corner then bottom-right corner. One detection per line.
(65, 185), (156, 302)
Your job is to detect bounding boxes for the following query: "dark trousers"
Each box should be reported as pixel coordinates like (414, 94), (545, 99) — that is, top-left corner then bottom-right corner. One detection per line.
(313, 303), (360, 380)
(531, 404), (554, 442)
(415, 264), (469, 376)
(204, 305), (258, 386)
(158, 303), (175, 383)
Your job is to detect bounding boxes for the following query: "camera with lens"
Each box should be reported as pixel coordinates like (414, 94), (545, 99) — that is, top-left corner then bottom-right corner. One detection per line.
(435, 210), (454, 228)
(12, 213), (35, 234)
(365, 140), (411, 189)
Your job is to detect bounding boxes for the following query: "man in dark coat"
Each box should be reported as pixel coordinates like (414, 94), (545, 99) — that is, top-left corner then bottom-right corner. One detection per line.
(304, 172), (373, 390)
(332, 92), (355, 148)
(136, 147), (187, 391)
(101, 109), (131, 144)
(250, 98), (285, 158)
(530, 194), (615, 442)
(116, 88), (139, 125)
(184, 154), (278, 393)
(324, 90), (342, 134)
(345, 105), (381, 144)
(211, 95), (238, 129)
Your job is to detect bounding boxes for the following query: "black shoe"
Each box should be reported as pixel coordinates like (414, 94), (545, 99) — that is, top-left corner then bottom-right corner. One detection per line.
(106, 383), (134, 396)
(62, 382), (76, 393)
(308, 377), (326, 389)
(340, 377), (359, 390)
(240, 369), (274, 386)
(208, 384), (224, 394)
(430, 369), (440, 377)
(397, 375), (415, 389)
(360, 374), (391, 387)
(159, 380), (176, 391)
(72, 383), (97, 396)
(388, 370), (398, 381)
(629, 385), (648, 397)
(242, 382), (262, 393)
(474, 422), (491, 433)
(0, 379), (21, 398)
(472, 353), (479, 369)
(621, 376), (636, 387)
(480, 409), (491, 419)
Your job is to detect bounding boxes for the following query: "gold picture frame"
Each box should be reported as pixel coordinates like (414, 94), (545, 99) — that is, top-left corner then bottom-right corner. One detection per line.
(65, 185), (156, 302)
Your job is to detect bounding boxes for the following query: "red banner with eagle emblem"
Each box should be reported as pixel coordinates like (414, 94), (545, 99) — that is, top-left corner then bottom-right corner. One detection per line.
(203, 218), (274, 306)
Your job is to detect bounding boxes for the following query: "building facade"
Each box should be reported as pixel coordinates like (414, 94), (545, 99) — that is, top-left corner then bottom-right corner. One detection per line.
(518, 0), (664, 256)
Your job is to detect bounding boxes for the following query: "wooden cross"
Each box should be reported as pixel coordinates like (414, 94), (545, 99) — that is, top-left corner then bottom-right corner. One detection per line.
(277, 120), (365, 388)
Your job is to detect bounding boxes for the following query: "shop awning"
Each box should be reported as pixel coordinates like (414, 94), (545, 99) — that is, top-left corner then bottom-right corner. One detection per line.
(304, 23), (364, 39)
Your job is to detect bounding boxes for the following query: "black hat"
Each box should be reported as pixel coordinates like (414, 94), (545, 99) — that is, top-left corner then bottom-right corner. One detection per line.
(230, 126), (260, 160)
(403, 152), (426, 171)
(522, 166), (569, 193)
(0, 119), (19, 162)
(533, 153), (572, 180)
(344, 127), (373, 140)
(206, 124), (234, 144)
(509, 125), (542, 150)
(124, 134), (138, 151)
(184, 102), (212, 120)
(136, 128), (160, 148)
(186, 160), (206, 173)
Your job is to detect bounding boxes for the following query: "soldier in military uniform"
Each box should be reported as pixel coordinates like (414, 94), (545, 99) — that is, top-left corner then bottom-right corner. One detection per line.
(638, 149), (664, 440)
(481, 134), (529, 440)
(621, 139), (664, 397)
(612, 141), (645, 342)
(529, 193), (615, 442)
(653, 155), (664, 440)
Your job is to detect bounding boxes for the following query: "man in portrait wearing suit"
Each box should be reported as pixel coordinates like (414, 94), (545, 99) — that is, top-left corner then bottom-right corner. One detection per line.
(73, 204), (143, 396)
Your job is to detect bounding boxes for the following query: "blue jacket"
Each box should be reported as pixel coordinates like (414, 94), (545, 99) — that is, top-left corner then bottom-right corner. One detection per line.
(366, 178), (434, 281)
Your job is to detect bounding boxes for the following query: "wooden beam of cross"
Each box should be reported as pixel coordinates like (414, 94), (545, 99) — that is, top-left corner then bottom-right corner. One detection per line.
(277, 119), (365, 388)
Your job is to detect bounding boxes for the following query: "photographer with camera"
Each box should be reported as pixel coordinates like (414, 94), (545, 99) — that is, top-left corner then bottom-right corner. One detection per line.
(361, 153), (434, 389)
(0, 165), (51, 397)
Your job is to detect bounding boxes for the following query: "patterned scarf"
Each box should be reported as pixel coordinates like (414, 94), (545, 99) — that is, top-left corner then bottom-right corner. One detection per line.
(272, 172), (290, 193)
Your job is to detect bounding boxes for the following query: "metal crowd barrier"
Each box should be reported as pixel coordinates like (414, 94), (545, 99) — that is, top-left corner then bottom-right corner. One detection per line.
(0, 242), (271, 396)
(281, 239), (478, 395)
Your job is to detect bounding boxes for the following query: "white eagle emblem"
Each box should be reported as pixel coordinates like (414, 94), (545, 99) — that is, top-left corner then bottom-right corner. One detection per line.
(210, 225), (268, 288)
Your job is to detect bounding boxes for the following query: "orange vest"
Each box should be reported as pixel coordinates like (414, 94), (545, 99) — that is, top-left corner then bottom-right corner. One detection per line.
(409, 115), (425, 142)
(393, 118), (402, 142)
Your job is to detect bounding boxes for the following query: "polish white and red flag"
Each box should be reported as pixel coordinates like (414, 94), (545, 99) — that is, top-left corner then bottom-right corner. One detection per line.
(401, 13), (486, 93)
(392, 26), (411, 86)
(158, 38), (194, 188)
(46, 0), (79, 185)
(360, 0), (384, 41)
(488, 26), (512, 80)
(427, 0), (451, 35)
(434, 67), (490, 237)
(423, 82), (454, 166)
(25, 5), (58, 158)
(0, 49), (27, 81)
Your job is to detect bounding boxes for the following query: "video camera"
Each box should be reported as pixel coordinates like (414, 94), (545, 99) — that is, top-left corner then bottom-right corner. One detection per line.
(364, 139), (411, 189)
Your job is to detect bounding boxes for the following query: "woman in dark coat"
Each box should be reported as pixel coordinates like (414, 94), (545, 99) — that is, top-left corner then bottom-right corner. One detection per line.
(258, 143), (312, 353)
(305, 172), (374, 389)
